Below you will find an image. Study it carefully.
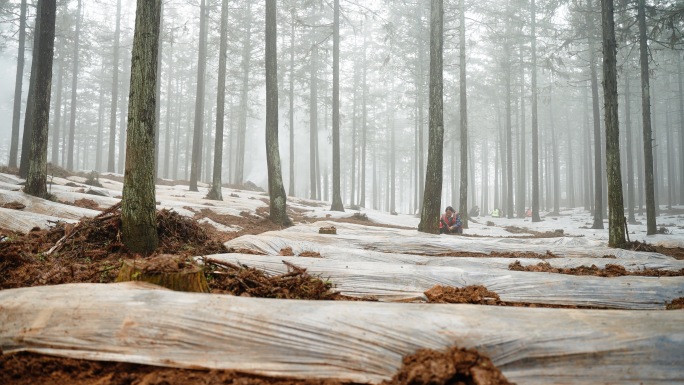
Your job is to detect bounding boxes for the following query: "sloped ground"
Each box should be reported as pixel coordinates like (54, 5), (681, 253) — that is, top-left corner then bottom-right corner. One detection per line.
(1, 171), (684, 384)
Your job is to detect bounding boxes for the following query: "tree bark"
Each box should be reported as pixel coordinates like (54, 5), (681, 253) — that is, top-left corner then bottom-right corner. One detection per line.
(587, 0), (604, 229)
(189, 0), (208, 192)
(235, 2), (252, 185)
(531, 0), (541, 222)
(309, 43), (319, 200)
(107, 0), (121, 173)
(637, 0), (656, 234)
(51, 54), (64, 166)
(66, 0), (81, 171)
(121, 0), (161, 254)
(24, 0), (56, 199)
(9, 0), (27, 169)
(288, 8), (296, 197)
(624, 76), (636, 223)
(95, 69), (105, 171)
(679, 54), (684, 205)
(265, 0), (291, 226)
(330, 0), (344, 212)
(117, 257), (209, 293)
(418, 0), (444, 234)
(517, 45), (526, 218)
(458, 0), (469, 228)
(601, 0), (626, 246)
(154, 2), (164, 180)
(19, 0), (41, 178)
(360, 25), (367, 208)
(207, 0), (229, 201)
(163, 27), (174, 179)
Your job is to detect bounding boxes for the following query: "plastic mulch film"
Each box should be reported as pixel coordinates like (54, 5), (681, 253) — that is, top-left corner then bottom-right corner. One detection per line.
(205, 254), (684, 308)
(1, 282), (683, 384)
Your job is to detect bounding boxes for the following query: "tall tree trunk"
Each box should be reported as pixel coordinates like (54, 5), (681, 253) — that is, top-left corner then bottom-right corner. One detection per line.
(207, 0), (229, 201)
(390, 104), (396, 213)
(66, 0), (82, 171)
(679, 55), (684, 205)
(95, 70), (105, 171)
(154, 2), (163, 179)
(482, 136), (489, 215)
(330, 0), (344, 211)
(550, 93), (560, 214)
(19, 0), (41, 178)
(107, 0), (121, 173)
(51, 55), (64, 166)
(189, 0), (207, 192)
(418, 0), (444, 234)
(504, 15), (513, 219)
(587, 0), (604, 229)
(458, 0), (469, 228)
(624, 76), (636, 223)
(666, 105), (674, 209)
(601, 0), (626, 245)
(118, 55), (128, 173)
(583, 84), (593, 211)
(163, 28), (174, 179)
(350, 56), (359, 206)
(531, 0), (541, 222)
(121, 0), (162, 254)
(235, 2), (252, 185)
(9, 0), (27, 168)
(25, 0), (56, 198)
(309, 44), (319, 200)
(637, 0), (656, 234)
(517, 45), (526, 218)
(566, 113), (575, 208)
(360, 25), (367, 207)
(288, 8), (296, 197)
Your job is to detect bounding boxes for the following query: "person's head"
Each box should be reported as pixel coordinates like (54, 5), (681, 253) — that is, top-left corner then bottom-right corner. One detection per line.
(445, 206), (455, 216)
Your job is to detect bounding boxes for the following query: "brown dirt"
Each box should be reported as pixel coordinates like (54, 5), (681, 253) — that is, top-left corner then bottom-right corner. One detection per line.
(205, 258), (340, 300)
(424, 285), (612, 310)
(0, 201), (26, 210)
(196, 208), (282, 243)
(299, 251), (323, 258)
(0, 203), (228, 290)
(72, 198), (101, 211)
(433, 250), (558, 259)
(666, 297), (684, 310)
(617, 240), (684, 260)
(509, 260), (684, 277)
(381, 346), (514, 385)
(280, 247), (295, 256)
(1, 345), (513, 385)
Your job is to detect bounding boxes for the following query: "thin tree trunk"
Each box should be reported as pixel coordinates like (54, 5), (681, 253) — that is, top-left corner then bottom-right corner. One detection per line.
(66, 0), (81, 171)
(51, 55), (64, 166)
(25, 0), (56, 198)
(601, 0), (626, 245)
(360, 25), (367, 207)
(504, 17), (513, 219)
(189, 0), (207, 191)
(517, 45), (526, 218)
(19, 0), (41, 178)
(587, 0), (604, 229)
(207, 0), (229, 201)
(531, 0), (541, 222)
(679, 54), (684, 205)
(163, 28), (174, 179)
(288, 8), (295, 197)
(107, 0), (121, 173)
(330, 0), (344, 212)
(637, 0), (656, 234)
(458, 0), (469, 228)
(350, 56), (358, 207)
(309, 44), (318, 200)
(95, 71), (105, 171)
(121, 0), (162, 254)
(550, 92), (559, 214)
(566, 113), (575, 208)
(482, 136), (489, 215)
(154, 2), (163, 179)
(9, 0), (27, 168)
(666, 106), (674, 209)
(235, 2), (252, 185)
(418, 0), (444, 234)
(390, 104), (396, 213)
(625, 76), (636, 223)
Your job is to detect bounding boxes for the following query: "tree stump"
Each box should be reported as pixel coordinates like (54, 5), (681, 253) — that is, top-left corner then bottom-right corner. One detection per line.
(116, 254), (209, 293)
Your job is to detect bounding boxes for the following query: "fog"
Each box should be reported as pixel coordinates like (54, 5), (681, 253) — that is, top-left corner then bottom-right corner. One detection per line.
(1, 0), (682, 219)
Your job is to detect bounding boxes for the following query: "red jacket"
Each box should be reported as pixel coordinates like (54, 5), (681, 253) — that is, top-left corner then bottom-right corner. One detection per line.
(440, 213), (457, 229)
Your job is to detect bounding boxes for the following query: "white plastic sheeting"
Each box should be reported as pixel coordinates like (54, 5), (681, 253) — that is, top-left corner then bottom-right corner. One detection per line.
(205, 254), (684, 308)
(1, 282), (683, 384)
(0, 190), (100, 220)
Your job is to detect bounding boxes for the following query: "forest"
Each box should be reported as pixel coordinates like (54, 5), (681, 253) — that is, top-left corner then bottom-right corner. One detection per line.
(1, 0), (684, 384)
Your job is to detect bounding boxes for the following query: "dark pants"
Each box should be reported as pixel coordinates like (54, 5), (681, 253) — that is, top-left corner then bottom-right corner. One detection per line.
(440, 226), (463, 234)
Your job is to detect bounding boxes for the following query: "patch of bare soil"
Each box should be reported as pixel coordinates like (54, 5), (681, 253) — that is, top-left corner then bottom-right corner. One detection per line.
(72, 198), (101, 211)
(280, 247), (295, 256)
(205, 258), (339, 300)
(667, 298), (684, 310)
(0, 203), (228, 290)
(509, 260), (684, 277)
(194, 208), (283, 243)
(504, 226), (565, 238)
(0, 165), (20, 175)
(299, 251), (322, 258)
(2, 345), (513, 385)
(424, 285), (610, 309)
(0, 201), (25, 210)
(381, 346), (514, 385)
(433, 250), (558, 259)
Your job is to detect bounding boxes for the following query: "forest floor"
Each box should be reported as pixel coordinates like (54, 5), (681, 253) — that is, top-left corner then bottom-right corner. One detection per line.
(1, 167), (683, 384)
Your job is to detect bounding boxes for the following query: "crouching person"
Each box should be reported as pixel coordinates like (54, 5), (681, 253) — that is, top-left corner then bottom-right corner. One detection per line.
(439, 206), (463, 234)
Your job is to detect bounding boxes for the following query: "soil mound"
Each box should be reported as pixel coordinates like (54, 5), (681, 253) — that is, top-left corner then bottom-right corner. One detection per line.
(509, 260), (684, 277)
(425, 285), (501, 305)
(205, 258), (339, 300)
(381, 346), (514, 385)
(0, 203), (227, 289)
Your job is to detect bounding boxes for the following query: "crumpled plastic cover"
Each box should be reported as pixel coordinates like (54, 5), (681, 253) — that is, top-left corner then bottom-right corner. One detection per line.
(1, 282), (683, 384)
